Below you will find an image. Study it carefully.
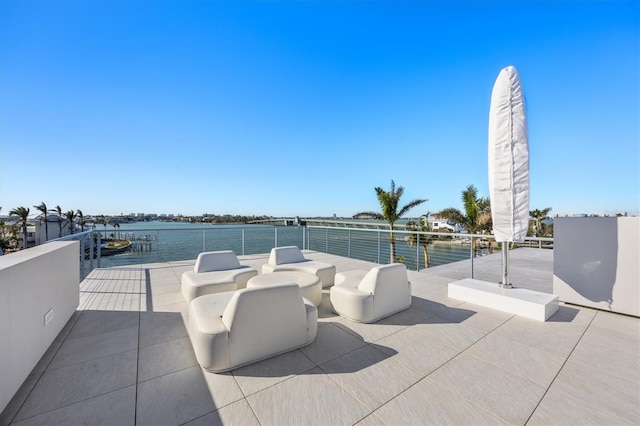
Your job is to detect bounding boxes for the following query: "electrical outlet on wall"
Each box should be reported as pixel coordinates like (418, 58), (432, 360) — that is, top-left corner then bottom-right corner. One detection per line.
(44, 309), (54, 326)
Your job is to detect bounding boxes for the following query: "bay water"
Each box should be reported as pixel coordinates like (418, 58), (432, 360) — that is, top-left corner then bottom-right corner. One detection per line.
(96, 221), (483, 270)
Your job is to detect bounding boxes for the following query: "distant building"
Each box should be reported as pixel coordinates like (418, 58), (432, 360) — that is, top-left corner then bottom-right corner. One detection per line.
(421, 215), (465, 233)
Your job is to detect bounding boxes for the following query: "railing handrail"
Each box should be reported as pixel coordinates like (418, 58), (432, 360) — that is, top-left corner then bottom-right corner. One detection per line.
(42, 224), (553, 282)
(47, 229), (95, 242)
(306, 225), (554, 242)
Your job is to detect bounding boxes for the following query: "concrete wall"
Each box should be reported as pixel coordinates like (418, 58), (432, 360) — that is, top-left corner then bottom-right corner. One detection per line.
(553, 217), (639, 317)
(0, 242), (79, 413)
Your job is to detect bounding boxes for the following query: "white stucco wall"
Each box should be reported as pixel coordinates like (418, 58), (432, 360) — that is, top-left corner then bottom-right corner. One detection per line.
(553, 217), (639, 317)
(0, 242), (80, 413)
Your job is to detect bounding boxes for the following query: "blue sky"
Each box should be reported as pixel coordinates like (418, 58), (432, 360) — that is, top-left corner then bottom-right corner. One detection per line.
(1, 0), (638, 217)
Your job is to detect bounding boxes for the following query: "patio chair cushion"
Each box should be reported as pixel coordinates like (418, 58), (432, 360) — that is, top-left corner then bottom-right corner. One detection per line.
(181, 251), (258, 303)
(330, 263), (412, 323)
(194, 250), (242, 273)
(189, 283), (318, 372)
(262, 246), (336, 288)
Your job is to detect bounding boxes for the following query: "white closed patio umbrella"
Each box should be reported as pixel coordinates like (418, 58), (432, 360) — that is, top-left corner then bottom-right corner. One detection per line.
(488, 66), (530, 288)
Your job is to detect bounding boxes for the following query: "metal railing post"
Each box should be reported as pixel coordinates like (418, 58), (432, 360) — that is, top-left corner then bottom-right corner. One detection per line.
(203, 230), (206, 252)
(79, 237), (85, 280)
(242, 228), (245, 255)
(377, 231), (381, 264)
(416, 233), (420, 271)
(89, 232), (94, 271)
(325, 228), (328, 253)
(97, 232), (102, 268)
(348, 229), (351, 258)
(470, 236), (474, 278)
(275, 227), (278, 248)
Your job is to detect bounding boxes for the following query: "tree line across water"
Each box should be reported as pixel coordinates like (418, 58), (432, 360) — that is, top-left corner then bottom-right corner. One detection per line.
(1, 184), (553, 255)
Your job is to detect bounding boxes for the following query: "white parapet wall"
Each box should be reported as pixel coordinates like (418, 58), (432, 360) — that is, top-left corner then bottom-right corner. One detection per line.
(0, 241), (80, 413)
(553, 217), (639, 317)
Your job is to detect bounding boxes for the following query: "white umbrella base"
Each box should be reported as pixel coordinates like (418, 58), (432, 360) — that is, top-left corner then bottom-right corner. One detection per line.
(448, 278), (559, 321)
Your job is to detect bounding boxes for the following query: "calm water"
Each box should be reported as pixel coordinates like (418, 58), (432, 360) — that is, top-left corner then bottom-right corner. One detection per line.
(94, 221), (484, 270)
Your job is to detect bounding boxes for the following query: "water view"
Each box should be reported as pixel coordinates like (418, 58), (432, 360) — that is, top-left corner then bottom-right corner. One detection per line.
(94, 221), (487, 270)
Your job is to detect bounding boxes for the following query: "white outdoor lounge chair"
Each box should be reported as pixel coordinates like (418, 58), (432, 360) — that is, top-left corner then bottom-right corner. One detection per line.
(330, 263), (412, 323)
(261, 246), (336, 287)
(181, 250), (258, 303)
(188, 282), (318, 372)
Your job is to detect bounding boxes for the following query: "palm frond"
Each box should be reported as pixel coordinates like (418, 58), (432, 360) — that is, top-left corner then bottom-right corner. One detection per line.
(397, 198), (427, 218)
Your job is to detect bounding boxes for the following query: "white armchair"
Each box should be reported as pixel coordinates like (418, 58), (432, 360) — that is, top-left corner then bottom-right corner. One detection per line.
(181, 250), (258, 303)
(330, 263), (412, 323)
(188, 283), (318, 372)
(262, 246), (336, 288)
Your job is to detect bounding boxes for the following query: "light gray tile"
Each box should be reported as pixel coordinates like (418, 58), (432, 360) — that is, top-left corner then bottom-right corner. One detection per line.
(183, 399), (260, 426)
(547, 304), (597, 325)
(354, 413), (386, 426)
(150, 291), (186, 310)
(410, 275), (457, 296)
(299, 323), (367, 365)
(413, 284), (465, 305)
(138, 336), (198, 382)
(139, 309), (189, 348)
(67, 310), (139, 340)
(232, 349), (316, 396)
(321, 345), (420, 411)
(410, 315), (488, 352)
(590, 310), (640, 338)
(137, 366), (243, 425)
(374, 377), (508, 425)
(0, 373), (40, 426)
(579, 320), (640, 355)
(490, 315), (585, 357)
(529, 388), (631, 425)
(148, 282), (181, 296)
(375, 327), (458, 376)
(330, 315), (404, 343)
(442, 301), (514, 330)
(11, 386), (135, 426)
(551, 358), (640, 423)
(414, 298), (512, 333)
(375, 306), (438, 327)
(568, 329), (640, 381)
(113, 293), (144, 312)
(48, 326), (138, 370)
(464, 332), (566, 387)
(147, 270), (180, 286)
(14, 350), (137, 421)
(247, 368), (369, 426)
(428, 352), (546, 424)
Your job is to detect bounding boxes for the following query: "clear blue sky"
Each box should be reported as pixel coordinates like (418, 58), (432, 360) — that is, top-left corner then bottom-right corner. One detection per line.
(1, 0), (638, 217)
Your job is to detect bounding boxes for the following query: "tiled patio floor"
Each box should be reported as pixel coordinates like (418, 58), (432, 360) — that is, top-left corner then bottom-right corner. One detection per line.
(2, 249), (639, 425)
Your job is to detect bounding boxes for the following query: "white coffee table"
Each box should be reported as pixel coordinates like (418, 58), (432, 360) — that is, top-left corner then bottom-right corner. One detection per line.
(247, 271), (322, 306)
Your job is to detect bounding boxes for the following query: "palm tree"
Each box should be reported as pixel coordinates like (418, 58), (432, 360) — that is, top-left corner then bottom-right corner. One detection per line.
(406, 215), (433, 268)
(65, 210), (77, 234)
(111, 221), (120, 239)
(353, 180), (427, 263)
(96, 217), (108, 237)
(76, 209), (85, 232)
(34, 202), (49, 242)
(437, 185), (492, 256)
(49, 205), (63, 238)
(9, 206), (30, 250)
(530, 207), (552, 237)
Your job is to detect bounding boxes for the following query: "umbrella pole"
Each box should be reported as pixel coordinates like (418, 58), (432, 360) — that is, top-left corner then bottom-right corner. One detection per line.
(499, 241), (512, 288)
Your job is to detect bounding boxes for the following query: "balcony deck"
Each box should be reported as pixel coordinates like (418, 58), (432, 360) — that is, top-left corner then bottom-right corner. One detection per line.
(2, 249), (638, 425)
